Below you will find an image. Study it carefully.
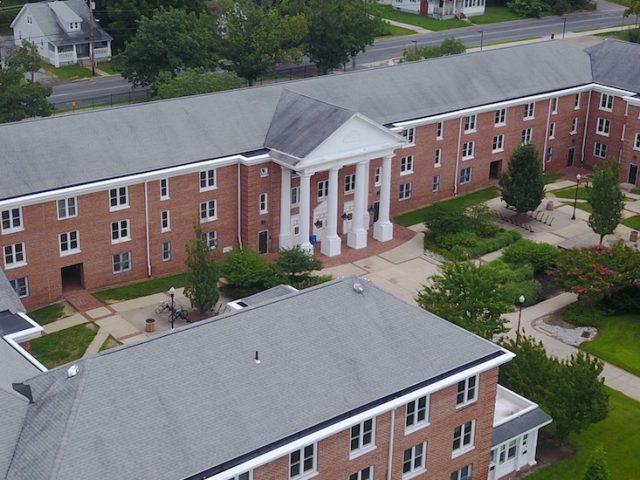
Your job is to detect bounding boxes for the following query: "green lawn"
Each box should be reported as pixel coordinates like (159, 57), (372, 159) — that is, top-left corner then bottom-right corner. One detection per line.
(543, 172), (565, 184)
(581, 314), (640, 377)
(394, 186), (500, 227)
(30, 323), (98, 368)
(550, 184), (589, 200)
(99, 334), (122, 352)
(27, 303), (68, 326)
(93, 272), (188, 303)
(470, 6), (522, 24)
(40, 62), (93, 81)
(97, 61), (118, 75)
(573, 201), (593, 214)
(528, 388), (640, 479)
(623, 214), (640, 231)
(374, 5), (468, 31)
(378, 21), (418, 38)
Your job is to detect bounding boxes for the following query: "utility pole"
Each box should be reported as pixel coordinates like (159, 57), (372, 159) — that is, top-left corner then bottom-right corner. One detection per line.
(88, 0), (96, 76)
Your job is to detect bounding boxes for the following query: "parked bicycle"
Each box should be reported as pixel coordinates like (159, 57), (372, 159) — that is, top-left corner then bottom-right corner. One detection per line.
(155, 300), (172, 314)
(169, 306), (190, 323)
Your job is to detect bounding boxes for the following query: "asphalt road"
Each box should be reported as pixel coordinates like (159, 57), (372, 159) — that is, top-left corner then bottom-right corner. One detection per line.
(49, 6), (628, 109)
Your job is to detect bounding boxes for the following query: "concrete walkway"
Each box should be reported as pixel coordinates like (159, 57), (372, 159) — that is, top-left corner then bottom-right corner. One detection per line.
(383, 18), (432, 34)
(82, 328), (110, 358)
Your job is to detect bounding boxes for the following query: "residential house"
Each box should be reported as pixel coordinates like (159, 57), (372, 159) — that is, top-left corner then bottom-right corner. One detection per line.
(391, 0), (487, 19)
(10, 0), (112, 67)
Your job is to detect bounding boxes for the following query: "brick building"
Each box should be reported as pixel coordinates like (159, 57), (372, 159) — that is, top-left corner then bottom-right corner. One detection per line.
(1, 40), (639, 310)
(0, 277), (551, 480)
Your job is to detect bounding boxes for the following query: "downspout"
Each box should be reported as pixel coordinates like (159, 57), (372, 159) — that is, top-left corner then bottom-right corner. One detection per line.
(453, 117), (463, 195)
(386, 408), (396, 480)
(580, 90), (592, 166)
(542, 98), (552, 172)
(237, 162), (243, 248)
(144, 181), (151, 277)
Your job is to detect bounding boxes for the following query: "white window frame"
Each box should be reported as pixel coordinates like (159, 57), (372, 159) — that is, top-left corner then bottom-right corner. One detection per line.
(546, 147), (553, 163)
(434, 149), (442, 167)
(551, 97), (558, 114)
(9, 277), (28, 298)
(160, 178), (170, 200)
(3, 243), (26, 269)
(205, 231), (217, 250)
(600, 93), (614, 111)
(317, 180), (329, 200)
(436, 121), (443, 140)
(462, 141), (474, 160)
(109, 187), (129, 211)
(432, 175), (440, 193)
(291, 186), (300, 206)
(374, 167), (381, 187)
(452, 420), (476, 458)
(348, 466), (372, 480)
(344, 174), (356, 194)
(450, 464), (473, 480)
(162, 241), (171, 262)
(596, 118), (611, 137)
(399, 183), (412, 200)
(594, 142), (608, 159)
(460, 167), (472, 185)
(349, 418), (376, 458)
(1, 207), (23, 234)
(575, 92), (581, 109)
(495, 108), (506, 126)
(463, 114), (476, 133)
(521, 128), (533, 144)
(59, 231), (80, 256)
(227, 472), (252, 480)
(161, 211), (170, 232)
(259, 193), (268, 214)
(199, 169), (217, 191)
(405, 395), (429, 433)
(111, 220), (131, 244)
(456, 375), (478, 407)
(570, 117), (578, 135)
(523, 102), (535, 120)
(492, 134), (504, 153)
(112, 251), (131, 274)
(289, 443), (316, 480)
(402, 443), (426, 479)
(402, 127), (415, 144)
(549, 122), (555, 139)
(200, 200), (217, 223)
(57, 197), (77, 220)
(635, 132), (640, 151)
(400, 156), (414, 175)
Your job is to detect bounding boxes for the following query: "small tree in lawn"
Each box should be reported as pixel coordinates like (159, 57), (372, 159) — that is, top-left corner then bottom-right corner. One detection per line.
(184, 224), (219, 314)
(584, 447), (609, 480)
(499, 143), (545, 213)
(276, 246), (323, 287)
(587, 161), (625, 244)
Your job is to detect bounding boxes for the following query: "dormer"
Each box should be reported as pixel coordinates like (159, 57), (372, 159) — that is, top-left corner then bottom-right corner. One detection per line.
(48, 1), (83, 34)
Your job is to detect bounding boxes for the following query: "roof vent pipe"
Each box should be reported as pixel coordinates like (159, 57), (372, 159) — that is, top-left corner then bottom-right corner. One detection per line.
(67, 364), (80, 378)
(255, 351), (261, 365)
(353, 283), (365, 294)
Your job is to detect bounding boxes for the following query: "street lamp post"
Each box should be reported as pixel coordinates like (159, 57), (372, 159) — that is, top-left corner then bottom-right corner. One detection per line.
(411, 40), (418, 52)
(562, 17), (567, 39)
(479, 30), (484, 51)
(516, 295), (525, 345)
(571, 173), (581, 220)
(169, 286), (176, 330)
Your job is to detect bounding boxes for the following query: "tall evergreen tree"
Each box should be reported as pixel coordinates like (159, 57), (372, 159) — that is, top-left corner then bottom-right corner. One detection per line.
(499, 143), (545, 213)
(584, 447), (610, 480)
(184, 224), (220, 314)
(587, 161), (625, 244)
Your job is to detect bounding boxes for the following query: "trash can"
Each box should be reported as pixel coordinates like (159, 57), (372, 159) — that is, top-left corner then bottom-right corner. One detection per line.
(310, 234), (317, 245)
(145, 318), (156, 333)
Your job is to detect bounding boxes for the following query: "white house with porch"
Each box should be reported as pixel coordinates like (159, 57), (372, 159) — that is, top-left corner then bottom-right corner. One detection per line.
(10, 0), (112, 67)
(391, 0), (486, 18)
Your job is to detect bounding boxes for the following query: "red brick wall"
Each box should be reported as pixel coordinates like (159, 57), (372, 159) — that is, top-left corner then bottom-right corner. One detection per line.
(582, 91), (626, 169)
(620, 103), (640, 187)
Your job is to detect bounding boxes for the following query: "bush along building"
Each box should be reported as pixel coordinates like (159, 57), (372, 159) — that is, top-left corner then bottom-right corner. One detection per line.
(1, 40), (640, 310)
(0, 277), (551, 480)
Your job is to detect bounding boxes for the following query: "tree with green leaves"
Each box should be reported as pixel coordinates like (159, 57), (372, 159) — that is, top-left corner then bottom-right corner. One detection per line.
(415, 261), (511, 339)
(220, 0), (307, 86)
(184, 224), (220, 314)
(305, 0), (382, 75)
(154, 68), (245, 99)
(115, 7), (220, 88)
(499, 143), (545, 213)
(439, 37), (466, 56)
(587, 161), (625, 244)
(584, 447), (610, 480)
(221, 247), (287, 298)
(624, 0), (640, 26)
(276, 246), (323, 286)
(0, 41), (52, 124)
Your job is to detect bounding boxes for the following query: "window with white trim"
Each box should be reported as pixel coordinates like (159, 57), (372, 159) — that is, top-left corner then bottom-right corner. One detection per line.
(546, 147), (553, 163)
(600, 93), (614, 111)
(109, 187), (128, 210)
(200, 200), (217, 222)
(160, 178), (170, 200)
(111, 220), (130, 243)
(635, 132), (640, 150)
(456, 375), (478, 406)
(594, 142), (608, 159)
(506, 439), (517, 460)
(405, 395), (429, 431)
(289, 443), (316, 479)
(402, 443), (426, 478)
(345, 174), (356, 194)
(162, 241), (171, 261)
(495, 108), (506, 126)
(523, 102), (535, 120)
(492, 135), (504, 153)
(199, 169), (216, 191)
(462, 141), (474, 159)
(450, 464), (473, 480)
(452, 420), (475, 455)
(521, 128), (533, 144)
(432, 175), (440, 193)
(226, 471), (251, 480)
(596, 118), (611, 136)
(574, 93), (581, 109)
(349, 466), (372, 480)
(571, 117), (578, 134)
(399, 183), (412, 200)
(400, 156), (414, 175)
(402, 127), (415, 143)
(291, 186), (300, 206)
(317, 180), (329, 199)
(57, 197), (77, 220)
(434, 149), (442, 167)
(522, 433), (529, 455)
(350, 418), (375, 455)
(259, 193), (268, 214)
(436, 121), (443, 139)
(551, 97), (558, 114)
(9, 277), (28, 298)
(464, 114), (476, 133)
(59, 231), (80, 255)
(161, 211), (170, 232)
(3, 243), (25, 268)
(1, 208), (23, 234)
(460, 167), (472, 184)
(112, 251), (131, 274)
(204, 231), (217, 250)
(374, 167), (381, 187)
(549, 122), (555, 139)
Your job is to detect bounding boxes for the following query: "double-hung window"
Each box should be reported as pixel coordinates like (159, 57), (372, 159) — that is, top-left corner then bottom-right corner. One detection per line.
(434, 149), (442, 167)
(549, 122), (556, 139)
(456, 375), (478, 407)
(111, 220), (130, 243)
(317, 180), (328, 199)
(9, 277), (28, 297)
(109, 187), (128, 210)
(575, 93), (581, 109)
(400, 156), (414, 175)
(523, 102), (535, 120)
(432, 175), (441, 193)
(460, 167), (472, 185)
(259, 193), (268, 214)
(291, 186), (300, 206)
(463, 114), (476, 133)
(1, 208), (23, 234)
(402, 443), (426, 478)
(600, 93), (614, 111)
(161, 211), (170, 232)
(349, 467), (372, 480)
(405, 395), (429, 432)
(350, 418), (375, 457)
(200, 200), (217, 222)
(436, 122), (443, 139)
(402, 127), (415, 143)
(204, 231), (217, 250)
(450, 465), (473, 480)
(112, 252), (131, 273)
(452, 420), (475, 456)
(596, 118), (611, 136)
(462, 141), (474, 159)
(160, 178), (170, 200)
(200, 169), (216, 191)
(57, 197), (77, 219)
(594, 142), (608, 159)
(59, 231), (80, 255)
(550, 97), (558, 114)
(521, 128), (533, 144)
(494, 108), (506, 126)
(3, 243), (25, 268)
(162, 241), (171, 261)
(289, 443), (315, 479)
(399, 183), (412, 200)
(345, 175), (356, 194)
(571, 117), (578, 134)
(492, 135), (504, 153)
(635, 132), (640, 150)
(374, 167), (381, 187)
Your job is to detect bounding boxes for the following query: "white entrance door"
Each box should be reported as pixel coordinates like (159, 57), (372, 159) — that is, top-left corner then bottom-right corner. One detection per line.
(342, 201), (354, 235)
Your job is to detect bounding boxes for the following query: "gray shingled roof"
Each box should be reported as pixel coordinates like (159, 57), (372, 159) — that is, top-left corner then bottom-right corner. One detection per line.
(0, 337), (40, 392)
(0, 269), (25, 314)
(492, 407), (552, 446)
(234, 284), (297, 307)
(0, 41), (606, 201)
(587, 39), (640, 94)
(0, 387), (30, 480)
(6, 278), (505, 480)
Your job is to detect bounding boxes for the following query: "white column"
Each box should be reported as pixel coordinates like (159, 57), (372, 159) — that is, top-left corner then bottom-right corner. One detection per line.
(279, 167), (293, 249)
(299, 172), (313, 254)
(321, 167), (341, 257)
(362, 161), (371, 230)
(347, 161), (368, 250)
(374, 155), (394, 242)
